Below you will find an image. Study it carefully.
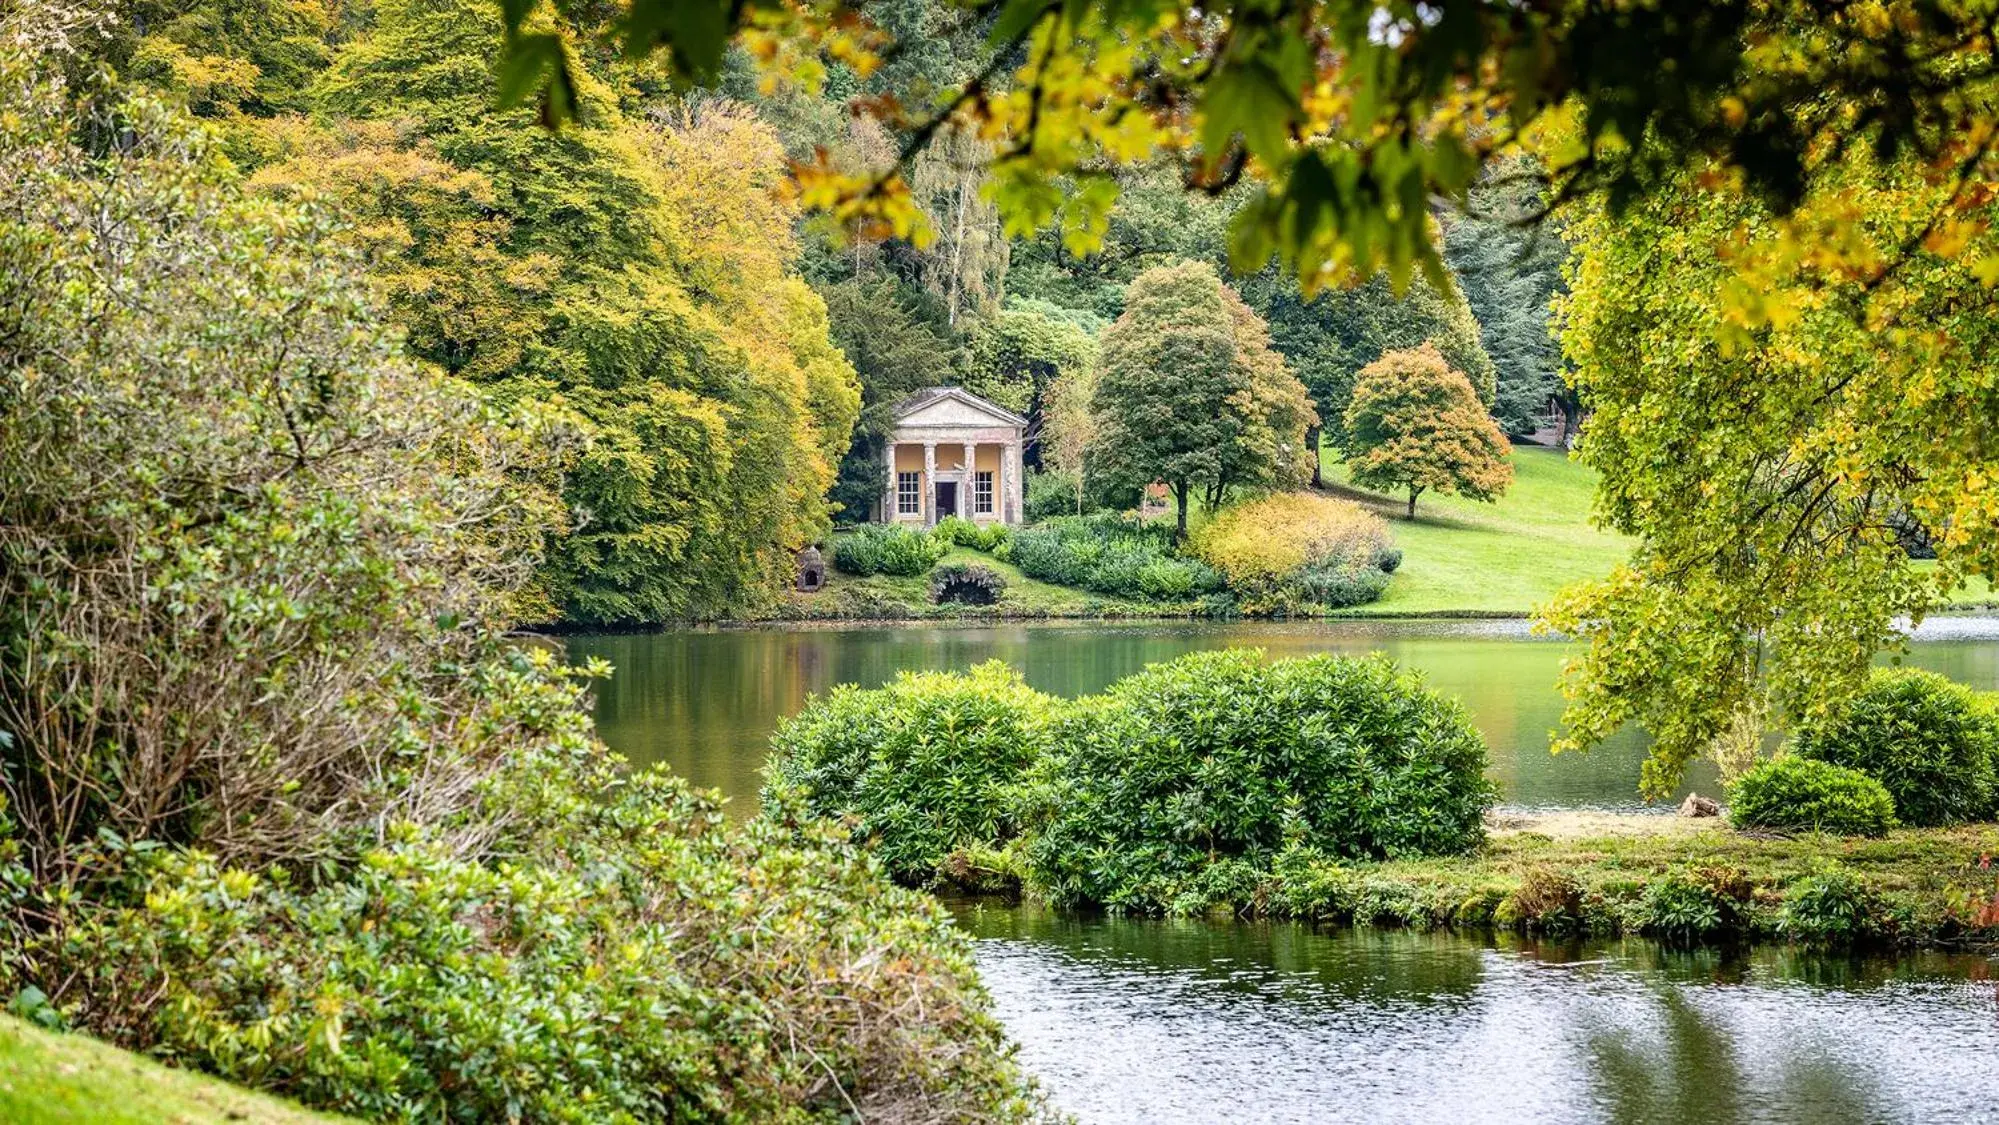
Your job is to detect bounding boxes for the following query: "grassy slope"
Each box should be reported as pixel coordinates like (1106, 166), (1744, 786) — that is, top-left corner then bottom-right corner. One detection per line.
(1321, 443), (1632, 615)
(0, 1013), (348, 1124)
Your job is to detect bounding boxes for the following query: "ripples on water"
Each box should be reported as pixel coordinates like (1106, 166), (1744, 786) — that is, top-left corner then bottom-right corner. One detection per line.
(959, 906), (1999, 1125)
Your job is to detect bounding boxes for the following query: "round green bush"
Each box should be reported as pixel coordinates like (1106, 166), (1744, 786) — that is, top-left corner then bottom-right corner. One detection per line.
(1792, 668), (1998, 826)
(763, 662), (1058, 884)
(1728, 756), (1898, 835)
(1022, 650), (1496, 912)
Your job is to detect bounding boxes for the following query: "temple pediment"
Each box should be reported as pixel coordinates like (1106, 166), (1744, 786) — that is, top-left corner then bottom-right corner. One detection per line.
(891, 387), (1028, 430)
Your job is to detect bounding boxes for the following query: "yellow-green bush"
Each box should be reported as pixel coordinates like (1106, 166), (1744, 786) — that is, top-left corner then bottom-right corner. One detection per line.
(1190, 493), (1393, 606)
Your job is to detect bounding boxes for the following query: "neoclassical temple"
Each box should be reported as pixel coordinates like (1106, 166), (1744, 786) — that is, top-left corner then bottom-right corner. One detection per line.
(879, 387), (1027, 526)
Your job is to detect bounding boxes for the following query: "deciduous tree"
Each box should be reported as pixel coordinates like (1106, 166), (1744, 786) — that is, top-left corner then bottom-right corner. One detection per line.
(1090, 261), (1314, 536)
(1344, 344), (1512, 519)
(1542, 149), (1999, 797)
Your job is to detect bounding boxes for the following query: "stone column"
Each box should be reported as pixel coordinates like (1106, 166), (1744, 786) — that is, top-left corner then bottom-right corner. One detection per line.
(922, 442), (936, 526)
(993, 439), (1006, 524)
(1007, 439), (1024, 524)
(881, 441), (896, 522)
(963, 442), (977, 518)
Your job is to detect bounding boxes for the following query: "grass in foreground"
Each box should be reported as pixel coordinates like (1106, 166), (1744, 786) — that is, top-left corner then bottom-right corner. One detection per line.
(0, 1013), (349, 1125)
(1320, 443), (1633, 616)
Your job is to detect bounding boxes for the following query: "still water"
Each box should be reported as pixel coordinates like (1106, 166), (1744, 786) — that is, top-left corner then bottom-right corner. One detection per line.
(569, 616), (1999, 814)
(959, 907), (1999, 1124)
(568, 619), (1999, 1123)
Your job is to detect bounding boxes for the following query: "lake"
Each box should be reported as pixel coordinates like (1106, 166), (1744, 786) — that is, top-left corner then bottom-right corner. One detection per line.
(569, 616), (1999, 815)
(567, 618), (1999, 1123)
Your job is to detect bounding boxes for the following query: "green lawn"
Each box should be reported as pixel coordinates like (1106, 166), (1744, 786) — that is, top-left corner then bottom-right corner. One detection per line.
(0, 1013), (348, 1124)
(1320, 444), (1633, 615)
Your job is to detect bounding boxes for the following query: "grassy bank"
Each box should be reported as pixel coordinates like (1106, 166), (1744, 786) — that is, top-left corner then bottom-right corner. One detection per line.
(0, 1014), (349, 1125)
(1319, 443), (1633, 616)
(1191, 816), (1999, 947)
(779, 446), (1999, 622)
(945, 815), (1999, 948)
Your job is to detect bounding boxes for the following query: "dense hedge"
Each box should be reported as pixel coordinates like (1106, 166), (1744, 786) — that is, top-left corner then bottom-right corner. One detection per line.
(768, 651), (1497, 913)
(1728, 756), (1898, 836)
(1793, 668), (1999, 826)
(831, 525), (949, 577)
(999, 513), (1220, 601)
(764, 663), (1058, 884)
(1024, 651), (1495, 911)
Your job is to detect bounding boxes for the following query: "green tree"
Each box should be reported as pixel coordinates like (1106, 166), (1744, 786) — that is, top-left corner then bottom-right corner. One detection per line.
(245, 0), (859, 624)
(1542, 151), (1999, 797)
(508, 0), (1999, 302)
(820, 277), (958, 522)
(1443, 166), (1571, 438)
(1239, 264), (1497, 474)
(963, 298), (1097, 466)
(1344, 344), (1513, 519)
(1090, 261), (1314, 536)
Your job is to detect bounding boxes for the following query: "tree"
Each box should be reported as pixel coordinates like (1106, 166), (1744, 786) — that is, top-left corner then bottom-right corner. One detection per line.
(963, 298), (1097, 467)
(508, 0), (1999, 304)
(1443, 165), (1571, 438)
(1542, 149), (1999, 798)
(242, 0), (860, 624)
(820, 277), (957, 522)
(1090, 261), (1314, 536)
(1238, 264), (1497, 475)
(1344, 344), (1513, 519)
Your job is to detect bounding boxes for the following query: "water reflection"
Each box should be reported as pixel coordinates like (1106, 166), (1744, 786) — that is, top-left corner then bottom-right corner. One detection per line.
(569, 618), (1999, 815)
(952, 904), (1999, 1124)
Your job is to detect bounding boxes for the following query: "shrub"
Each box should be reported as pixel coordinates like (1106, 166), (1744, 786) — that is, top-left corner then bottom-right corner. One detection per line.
(1004, 514), (1216, 601)
(930, 562), (1008, 605)
(1640, 866), (1753, 944)
(1189, 493), (1392, 596)
(1505, 868), (1586, 934)
(831, 525), (948, 577)
(764, 663), (1059, 884)
(932, 515), (1010, 552)
(1727, 756), (1898, 836)
(1024, 468), (1087, 521)
(1792, 668), (1999, 826)
(1023, 650), (1495, 911)
(17, 762), (1035, 1122)
(1780, 866), (1886, 945)
(1288, 563), (1391, 609)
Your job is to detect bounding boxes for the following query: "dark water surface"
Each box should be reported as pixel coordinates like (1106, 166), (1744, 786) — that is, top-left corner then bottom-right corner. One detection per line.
(568, 618), (1999, 1124)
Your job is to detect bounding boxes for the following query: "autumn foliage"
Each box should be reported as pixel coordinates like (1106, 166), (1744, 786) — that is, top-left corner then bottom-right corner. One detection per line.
(1343, 344), (1513, 518)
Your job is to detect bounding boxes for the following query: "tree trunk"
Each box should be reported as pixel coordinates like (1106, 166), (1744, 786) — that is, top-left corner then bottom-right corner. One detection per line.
(1407, 487), (1423, 520)
(1174, 481), (1189, 541)
(1308, 426), (1323, 488)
